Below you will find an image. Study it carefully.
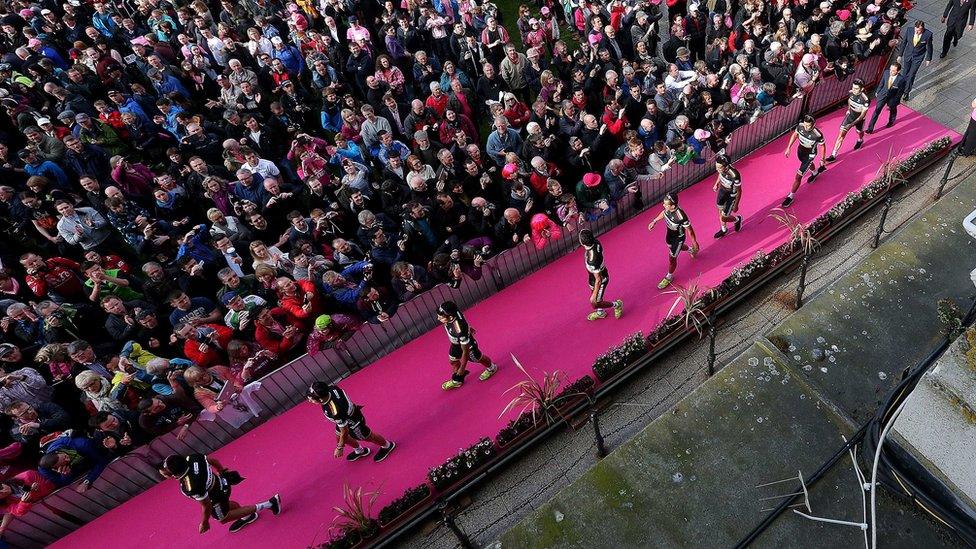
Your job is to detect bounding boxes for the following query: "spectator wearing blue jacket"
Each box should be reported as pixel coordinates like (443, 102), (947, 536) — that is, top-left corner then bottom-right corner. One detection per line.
(486, 116), (523, 166)
(329, 135), (366, 165)
(155, 99), (184, 140)
(30, 39), (69, 70)
(148, 69), (190, 101)
(270, 36), (305, 76)
(19, 149), (69, 189)
(38, 434), (110, 491)
(176, 225), (220, 266)
(108, 90), (152, 125)
(321, 261), (369, 311)
(91, 3), (119, 37)
(232, 169), (267, 205)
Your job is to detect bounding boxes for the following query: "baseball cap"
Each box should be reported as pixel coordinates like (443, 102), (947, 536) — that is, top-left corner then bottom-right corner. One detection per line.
(0, 343), (17, 359)
(134, 308), (157, 320)
(219, 291), (239, 305)
(35, 117), (51, 126)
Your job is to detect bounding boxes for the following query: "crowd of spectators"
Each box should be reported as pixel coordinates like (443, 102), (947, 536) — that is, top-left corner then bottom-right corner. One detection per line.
(0, 0), (909, 531)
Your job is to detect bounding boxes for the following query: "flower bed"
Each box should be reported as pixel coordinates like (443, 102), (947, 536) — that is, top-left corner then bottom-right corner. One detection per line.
(554, 375), (596, 403)
(495, 375), (596, 447)
(377, 483), (432, 526)
(592, 333), (648, 381)
(495, 412), (539, 447)
(322, 523), (378, 549)
(428, 438), (496, 491)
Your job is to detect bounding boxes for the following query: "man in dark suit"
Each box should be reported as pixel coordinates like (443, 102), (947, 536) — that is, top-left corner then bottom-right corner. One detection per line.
(897, 20), (933, 100)
(867, 63), (906, 134)
(379, 93), (410, 141)
(941, 0), (976, 58)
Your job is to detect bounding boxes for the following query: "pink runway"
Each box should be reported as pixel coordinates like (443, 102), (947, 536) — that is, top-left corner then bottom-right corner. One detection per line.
(54, 107), (954, 548)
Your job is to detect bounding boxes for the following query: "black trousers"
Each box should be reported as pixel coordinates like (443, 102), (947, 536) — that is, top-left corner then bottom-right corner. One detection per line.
(867, 100), (898, 131)
(942, 25), (965, 55)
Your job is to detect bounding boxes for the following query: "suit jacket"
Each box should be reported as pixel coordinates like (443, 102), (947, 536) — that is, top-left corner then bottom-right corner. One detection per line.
(899, 28), (934, 62)
(944, 0), (976, 29)
(379, 103), (410, 139)
(876, 73), (906, 105)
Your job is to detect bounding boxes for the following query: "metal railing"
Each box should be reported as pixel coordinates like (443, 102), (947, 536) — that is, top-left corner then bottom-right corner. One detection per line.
(4, 49), (898, 548)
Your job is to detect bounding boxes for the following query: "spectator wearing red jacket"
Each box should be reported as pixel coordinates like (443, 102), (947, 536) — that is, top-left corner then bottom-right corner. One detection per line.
(254, 306), (303, 355)
(18, 254), (85, 303)
(175, 323), (234, 368)
(601, 101), (627, 143)
(528, 156), (559, 196)
(425, 82), (450, 118)
(275, 277), (321, 331)
(0, 469), (55, 534)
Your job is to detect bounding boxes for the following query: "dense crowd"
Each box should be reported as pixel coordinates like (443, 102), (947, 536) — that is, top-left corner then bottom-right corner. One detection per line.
(0, 0), (909, 532)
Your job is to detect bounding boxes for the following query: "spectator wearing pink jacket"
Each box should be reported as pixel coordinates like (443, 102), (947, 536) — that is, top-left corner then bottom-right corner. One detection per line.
(109, 157), (154, 199)
(530, 213), (562, 250)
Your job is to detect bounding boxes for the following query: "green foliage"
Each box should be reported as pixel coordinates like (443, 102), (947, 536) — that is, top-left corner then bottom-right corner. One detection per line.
(592, 333), (648, 381)
(427, 438), (496, 491)
(377, 483), (431, 525)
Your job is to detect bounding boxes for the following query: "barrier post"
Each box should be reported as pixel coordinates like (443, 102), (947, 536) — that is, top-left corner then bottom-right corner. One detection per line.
(935, 146), (962, 199)
(590, 407), (608, 458)
(871, 191), (895, 249)
(795, 250), (812, 308)
(436, 499), (475, 549)
(707, 317), (717, 377)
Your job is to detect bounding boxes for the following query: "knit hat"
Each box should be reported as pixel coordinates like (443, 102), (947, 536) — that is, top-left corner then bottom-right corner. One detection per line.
(315, 314), (332, 329)
(502, 163), (519, 179)
(582, 173), (602, 188)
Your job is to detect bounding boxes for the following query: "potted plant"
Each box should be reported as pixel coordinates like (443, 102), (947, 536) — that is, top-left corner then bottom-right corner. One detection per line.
(769, 208), (819, 308)
(322, 484), (379, 549)
(495, 411), (539, 447)
(664, 280), (718, 375)
(592, 332), (648, 381)
(553, 375), (596, 409)
(427, 438), (496, 492)
(493, 355), (573, 448)
(377, 483), (432, 526)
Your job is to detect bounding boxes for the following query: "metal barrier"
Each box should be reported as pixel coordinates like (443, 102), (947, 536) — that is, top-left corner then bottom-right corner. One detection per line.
(8, 49), (901, 548)
(806, 53), (890, 118)
(726, 99), (805, 163)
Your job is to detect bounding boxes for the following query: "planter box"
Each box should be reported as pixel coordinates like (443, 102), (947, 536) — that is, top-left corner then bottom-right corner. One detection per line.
(378, 494), (432, 527)
(378, 484), (433, 527)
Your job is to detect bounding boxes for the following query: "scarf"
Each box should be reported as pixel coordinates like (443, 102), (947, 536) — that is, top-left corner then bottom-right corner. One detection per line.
(155, 190), (178, 209)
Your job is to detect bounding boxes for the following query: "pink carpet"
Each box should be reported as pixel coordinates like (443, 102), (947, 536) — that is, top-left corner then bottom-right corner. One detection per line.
(53, 107), (954, 548)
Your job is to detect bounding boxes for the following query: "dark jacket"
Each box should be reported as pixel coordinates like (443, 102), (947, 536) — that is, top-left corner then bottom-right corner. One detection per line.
(898, 28), (934, 62)
(875, 73), (906, 105)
